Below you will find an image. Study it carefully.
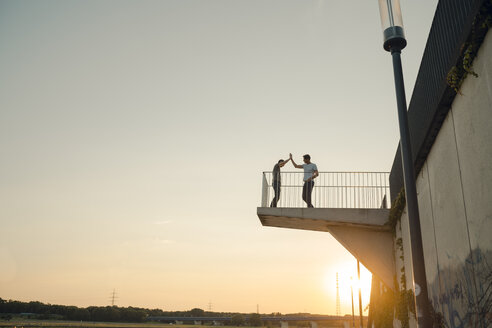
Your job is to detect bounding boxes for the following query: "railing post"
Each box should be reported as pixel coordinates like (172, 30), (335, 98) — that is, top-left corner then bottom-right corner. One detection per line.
(261, 172), (269, 207)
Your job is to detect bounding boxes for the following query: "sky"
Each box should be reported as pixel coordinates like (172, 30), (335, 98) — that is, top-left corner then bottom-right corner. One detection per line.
(0, 0), (438, 316)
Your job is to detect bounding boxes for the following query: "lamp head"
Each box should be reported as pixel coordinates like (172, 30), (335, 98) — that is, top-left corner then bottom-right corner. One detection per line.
(378, 0), (407, 52)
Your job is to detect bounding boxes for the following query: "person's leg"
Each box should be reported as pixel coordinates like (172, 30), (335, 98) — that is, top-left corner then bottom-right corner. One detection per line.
(270, 184), (276, 207)
(302, 182), (308, 205)
(306, 181), (314, 208)
(270, 181), (281, 207)
(276, 182), (281, 206)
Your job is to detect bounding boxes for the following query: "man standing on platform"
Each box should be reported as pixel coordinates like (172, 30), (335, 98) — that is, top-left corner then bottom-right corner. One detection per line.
(290, 153), (318, 208)
(270, 158), (290, 207)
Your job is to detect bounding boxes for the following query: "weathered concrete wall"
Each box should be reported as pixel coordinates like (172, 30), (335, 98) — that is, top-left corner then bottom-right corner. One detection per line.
(398, 30), (492, 328)
(394, 212), (417, 328)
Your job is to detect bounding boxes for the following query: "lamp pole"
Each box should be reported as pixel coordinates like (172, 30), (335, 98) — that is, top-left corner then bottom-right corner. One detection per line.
(377, 1), (432, 327)
(350, 277), (355, 328)
(357, 260), (363, 328)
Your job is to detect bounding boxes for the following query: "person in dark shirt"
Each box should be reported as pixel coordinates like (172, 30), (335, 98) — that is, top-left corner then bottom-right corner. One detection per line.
(271, 158), (290, 207)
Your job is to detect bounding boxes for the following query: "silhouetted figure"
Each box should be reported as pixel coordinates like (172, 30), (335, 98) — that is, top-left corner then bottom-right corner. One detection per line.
(270, 158), (290, 207)
(290, 153), (318, 208)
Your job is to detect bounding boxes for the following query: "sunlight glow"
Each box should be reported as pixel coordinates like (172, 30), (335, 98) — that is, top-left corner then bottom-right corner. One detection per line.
(323, 261), (373, 315)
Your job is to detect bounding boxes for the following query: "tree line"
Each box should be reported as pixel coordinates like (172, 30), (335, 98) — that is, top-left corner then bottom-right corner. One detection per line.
(0, 298), (263, 325)
(0, 298), (159, 322)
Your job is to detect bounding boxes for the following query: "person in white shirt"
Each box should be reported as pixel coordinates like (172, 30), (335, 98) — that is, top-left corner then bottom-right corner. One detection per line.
(290, 153), (319, 208)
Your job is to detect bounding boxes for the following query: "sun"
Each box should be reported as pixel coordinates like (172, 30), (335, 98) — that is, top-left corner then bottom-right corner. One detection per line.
(323, 261), (373, 315)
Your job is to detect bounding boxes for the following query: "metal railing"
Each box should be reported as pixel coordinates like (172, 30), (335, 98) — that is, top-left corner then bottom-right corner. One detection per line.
(261, 171), (390, 208)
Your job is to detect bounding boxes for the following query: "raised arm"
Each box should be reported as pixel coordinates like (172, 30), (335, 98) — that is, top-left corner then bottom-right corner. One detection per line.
(289, 153), (303, 169)
(278, 158), (291, 167)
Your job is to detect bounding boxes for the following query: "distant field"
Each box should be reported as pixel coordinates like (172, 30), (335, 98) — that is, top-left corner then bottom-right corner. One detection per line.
(0, 317), (353, 328)
(0, 320), (349, 328)
(0, 320), (216, 328)
(0, 320), (271, 328)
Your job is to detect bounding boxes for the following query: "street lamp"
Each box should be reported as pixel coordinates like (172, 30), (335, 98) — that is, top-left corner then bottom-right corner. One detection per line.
(378, 1), (432, 327)
(378, 0), (406, 51)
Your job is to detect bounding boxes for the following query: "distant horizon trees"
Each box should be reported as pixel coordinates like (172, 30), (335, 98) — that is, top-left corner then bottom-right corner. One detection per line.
(0, 298), (150, 322)
(0, 298), (335, 325)
(189, 308), (205, 317)
(231, 313), (245, 326)
(248, 313), (262, 326)
(0, 298), (278, 324)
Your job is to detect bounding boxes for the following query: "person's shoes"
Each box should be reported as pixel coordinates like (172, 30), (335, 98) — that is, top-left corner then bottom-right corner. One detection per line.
(308, 204), (314, 208)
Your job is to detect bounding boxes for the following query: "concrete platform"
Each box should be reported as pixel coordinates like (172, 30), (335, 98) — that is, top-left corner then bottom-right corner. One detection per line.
(257, 207), (391, 232)
(257, 207), (395, 289)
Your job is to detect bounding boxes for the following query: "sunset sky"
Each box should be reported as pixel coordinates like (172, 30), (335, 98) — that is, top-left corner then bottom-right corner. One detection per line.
(1, 0), (437, 316)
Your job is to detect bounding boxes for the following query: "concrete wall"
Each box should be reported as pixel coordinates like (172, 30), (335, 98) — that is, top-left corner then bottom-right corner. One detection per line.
(398, 30), (492, 328)
(394, 214), (417, 328)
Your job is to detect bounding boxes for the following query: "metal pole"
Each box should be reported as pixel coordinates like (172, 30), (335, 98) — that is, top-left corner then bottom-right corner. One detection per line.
(357, 260), (363, 328)
(351, 277), (355, 328)
(391, 48), (432, 327)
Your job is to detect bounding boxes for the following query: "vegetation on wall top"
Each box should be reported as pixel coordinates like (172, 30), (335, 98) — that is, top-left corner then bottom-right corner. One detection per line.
(447, 0), (492, 93)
